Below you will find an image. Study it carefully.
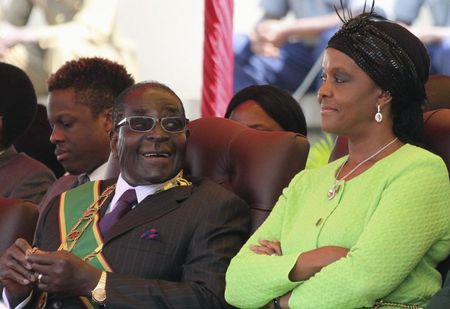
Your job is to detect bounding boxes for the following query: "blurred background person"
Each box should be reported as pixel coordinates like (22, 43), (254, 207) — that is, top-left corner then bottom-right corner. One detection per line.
(225, 84), (307, 136)
(0, 0), (136, 97)
(233, 0), (347, 94)
(14, 103), (65, 177)
(395, 0), (450, 76)
(0, 62), (55, 204)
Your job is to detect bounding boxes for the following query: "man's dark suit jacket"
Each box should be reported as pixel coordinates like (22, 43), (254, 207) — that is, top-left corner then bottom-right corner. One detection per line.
(37, 174), (77, 212)
(0, 146), (55, 204)
(32, 177), (250, 308)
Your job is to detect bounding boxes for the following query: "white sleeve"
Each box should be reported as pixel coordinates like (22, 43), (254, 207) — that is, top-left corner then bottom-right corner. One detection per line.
(1, 289), (33, 309)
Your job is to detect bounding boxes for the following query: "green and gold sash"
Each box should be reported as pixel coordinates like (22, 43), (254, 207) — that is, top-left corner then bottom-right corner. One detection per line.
(49, 181), (114, 308)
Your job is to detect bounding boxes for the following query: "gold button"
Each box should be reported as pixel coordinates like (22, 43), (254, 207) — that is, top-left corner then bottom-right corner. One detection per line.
(315, 218), (323, 226)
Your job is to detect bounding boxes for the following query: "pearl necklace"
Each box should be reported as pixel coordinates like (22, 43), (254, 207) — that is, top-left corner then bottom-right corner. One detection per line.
(327, 137), (398, 200)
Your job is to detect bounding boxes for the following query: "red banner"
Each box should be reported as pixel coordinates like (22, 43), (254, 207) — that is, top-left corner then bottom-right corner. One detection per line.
(201, 0), (234, 117)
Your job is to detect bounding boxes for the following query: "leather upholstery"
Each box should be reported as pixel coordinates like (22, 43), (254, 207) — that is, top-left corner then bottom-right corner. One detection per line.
(423, 109), (450, 281)
(0, 197), (38, 256)
(423, 109), (450, 176)
(329, 135), (349, 163)
(184, 117), (310, 233)
(425, 75), (450, 111)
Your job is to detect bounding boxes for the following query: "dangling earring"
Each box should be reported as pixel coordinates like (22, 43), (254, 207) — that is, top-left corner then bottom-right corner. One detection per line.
(375, 104), (383, 123)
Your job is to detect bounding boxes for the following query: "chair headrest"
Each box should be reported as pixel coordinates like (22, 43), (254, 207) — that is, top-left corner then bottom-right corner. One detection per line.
(185, 117), (309, 232)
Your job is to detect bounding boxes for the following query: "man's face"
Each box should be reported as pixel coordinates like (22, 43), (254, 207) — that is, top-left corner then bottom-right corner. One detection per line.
(48, 88), (112, 175)
(112, 86), (187, 186)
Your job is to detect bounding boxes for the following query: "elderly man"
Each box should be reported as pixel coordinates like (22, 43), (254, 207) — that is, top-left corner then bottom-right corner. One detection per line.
(0, 81), (250, 308)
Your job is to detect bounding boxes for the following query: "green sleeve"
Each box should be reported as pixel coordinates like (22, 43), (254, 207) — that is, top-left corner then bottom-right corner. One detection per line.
(289, 158), (450, 308)
(225, 172), (305, 308)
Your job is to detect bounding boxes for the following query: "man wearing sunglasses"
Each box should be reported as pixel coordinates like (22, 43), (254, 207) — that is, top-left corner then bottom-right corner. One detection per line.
(0, 81), (250, 308)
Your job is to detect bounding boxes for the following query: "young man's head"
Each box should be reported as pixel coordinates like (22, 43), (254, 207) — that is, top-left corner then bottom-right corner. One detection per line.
(0, 62), (37, 150)
(47, 57), (134, 175)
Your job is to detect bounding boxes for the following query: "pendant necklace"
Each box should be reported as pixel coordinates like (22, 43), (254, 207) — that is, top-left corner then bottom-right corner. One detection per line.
(327, 137), (398, 200)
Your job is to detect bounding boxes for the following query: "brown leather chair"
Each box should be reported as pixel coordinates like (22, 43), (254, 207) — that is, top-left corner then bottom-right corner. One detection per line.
(184, 117), (310, 234)
(423, 109), (450, 281)
(0, 197), (39, 256)
(329, 135), (349, 163)
(424, 75), (450, 111)
(423, 109), (450, 176)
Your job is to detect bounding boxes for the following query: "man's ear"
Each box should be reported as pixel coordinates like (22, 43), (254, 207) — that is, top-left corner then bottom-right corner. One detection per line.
(102, 107), (113, 133)
(110, 130), (119, 159)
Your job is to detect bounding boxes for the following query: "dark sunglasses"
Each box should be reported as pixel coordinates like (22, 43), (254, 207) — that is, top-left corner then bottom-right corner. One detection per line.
(117, 116), (187, 133)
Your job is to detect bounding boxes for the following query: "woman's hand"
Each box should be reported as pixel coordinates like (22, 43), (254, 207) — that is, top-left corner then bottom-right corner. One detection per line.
(250, 239), (282, 256)
(289, 246), (349, 281)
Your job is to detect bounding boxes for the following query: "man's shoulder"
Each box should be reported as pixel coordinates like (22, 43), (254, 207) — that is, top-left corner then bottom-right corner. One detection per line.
(46, 174), (78, 196)
(38, 175), (78, 212)
(1, 152), (55, 177)
(190, 176), (231, 193)
(189, 177), (247, 205)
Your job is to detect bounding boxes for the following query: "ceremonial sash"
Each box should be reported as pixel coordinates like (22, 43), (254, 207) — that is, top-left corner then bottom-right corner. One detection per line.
(53, 181), (113, 308)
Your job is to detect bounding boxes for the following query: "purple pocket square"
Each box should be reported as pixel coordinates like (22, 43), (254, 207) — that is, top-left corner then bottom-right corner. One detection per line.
(140, 228), (160, 240)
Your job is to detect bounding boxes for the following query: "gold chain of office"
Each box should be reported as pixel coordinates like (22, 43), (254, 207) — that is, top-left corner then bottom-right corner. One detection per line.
(58, 184), (116, 260)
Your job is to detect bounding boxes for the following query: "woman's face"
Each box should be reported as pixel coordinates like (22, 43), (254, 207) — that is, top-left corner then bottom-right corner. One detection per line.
(228, 100), (284, 131)
(318, 48), (385, 137)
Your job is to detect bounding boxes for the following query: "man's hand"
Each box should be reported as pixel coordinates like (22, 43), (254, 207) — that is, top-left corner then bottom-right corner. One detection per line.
(27, 250), (102, 297)
(254, 20), (289, 47)
(249, 19), (288, 57)
(0, 239), (36, 304)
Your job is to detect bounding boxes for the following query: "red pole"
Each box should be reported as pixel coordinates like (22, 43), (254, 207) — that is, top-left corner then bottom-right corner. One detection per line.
(201, 0), (234, 117)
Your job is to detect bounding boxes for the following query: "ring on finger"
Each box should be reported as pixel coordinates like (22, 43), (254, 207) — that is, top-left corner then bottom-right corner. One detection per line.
(37, 273), (43, 282)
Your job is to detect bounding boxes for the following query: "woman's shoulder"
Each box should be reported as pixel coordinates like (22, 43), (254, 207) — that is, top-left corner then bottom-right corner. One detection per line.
(387, 143), (449, 179)
(289, 157), (345, 185)
(396, 143), (446, 165)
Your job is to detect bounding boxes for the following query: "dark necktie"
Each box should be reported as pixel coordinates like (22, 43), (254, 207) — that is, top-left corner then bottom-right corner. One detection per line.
(99, 189), (137, 235)
(75, 173), (90, 187)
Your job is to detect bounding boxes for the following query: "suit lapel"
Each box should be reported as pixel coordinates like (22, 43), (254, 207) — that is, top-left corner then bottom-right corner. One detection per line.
(103, 184), (194, 243)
